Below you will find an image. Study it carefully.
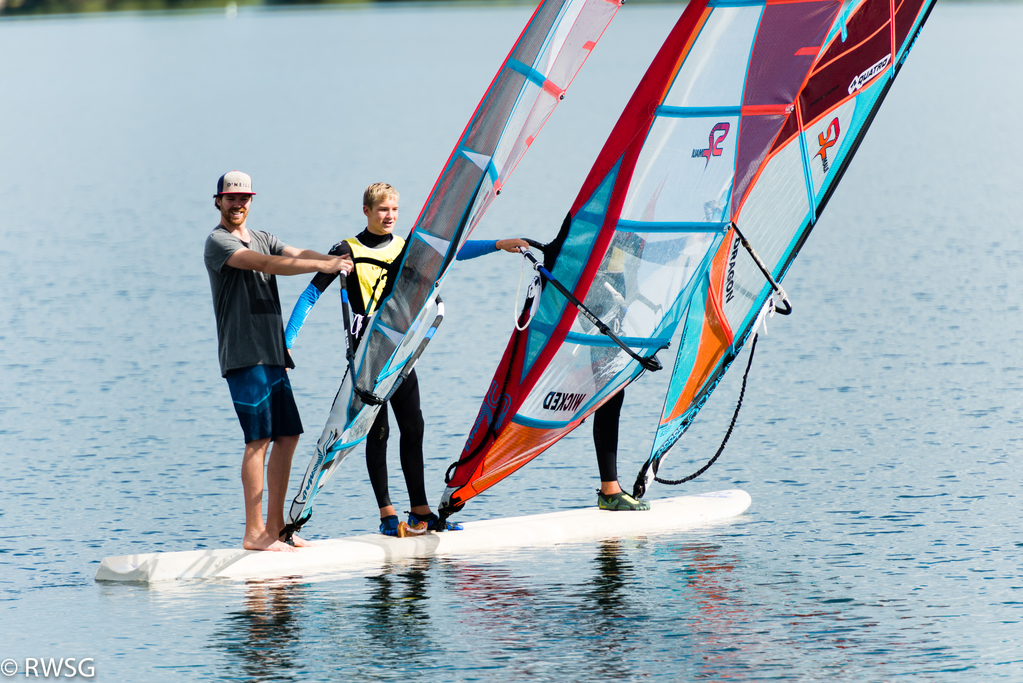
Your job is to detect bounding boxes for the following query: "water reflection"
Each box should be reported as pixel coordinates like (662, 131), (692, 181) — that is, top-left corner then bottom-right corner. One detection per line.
(211, 578), (307, 683)
(575, 539), (643, 677)
(577, 538), (752, 678)
(200, 535), (952, 680)
(587, 538), (635, 616)
(359, 557), (439, 661)
(660, 540), (746, 674)
(339, 538), (752, 678)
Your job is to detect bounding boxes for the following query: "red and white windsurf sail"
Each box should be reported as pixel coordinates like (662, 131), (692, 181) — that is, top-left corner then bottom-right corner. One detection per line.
(441, 0), (935, 516)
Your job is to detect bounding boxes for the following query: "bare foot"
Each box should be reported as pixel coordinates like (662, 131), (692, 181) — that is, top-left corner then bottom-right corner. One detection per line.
(289, 533), (315, 548)
(266, 527), (314, 548)
(243, 532), (299, 553)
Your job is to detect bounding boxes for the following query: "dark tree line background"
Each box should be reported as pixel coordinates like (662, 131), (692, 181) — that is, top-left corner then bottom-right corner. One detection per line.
(0, 0), (435, 17)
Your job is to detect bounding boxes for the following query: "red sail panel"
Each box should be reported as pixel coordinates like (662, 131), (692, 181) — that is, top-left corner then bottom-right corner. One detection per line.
(800, 0), (894, 125)
(733, 0), (841, 218)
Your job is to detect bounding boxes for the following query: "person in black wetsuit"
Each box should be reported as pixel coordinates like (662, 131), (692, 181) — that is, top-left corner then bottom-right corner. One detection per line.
(285, 182), (527, 535)
(587, 244), (652, 512)
(593, 390), (648, 510)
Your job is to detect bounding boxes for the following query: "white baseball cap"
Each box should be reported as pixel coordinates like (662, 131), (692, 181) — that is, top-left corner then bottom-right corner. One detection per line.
(215, 170), (256, 196)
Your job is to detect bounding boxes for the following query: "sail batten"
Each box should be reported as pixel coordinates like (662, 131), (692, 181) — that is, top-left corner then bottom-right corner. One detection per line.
(616, 220), (730, 233)
(656, 106), (743, 118)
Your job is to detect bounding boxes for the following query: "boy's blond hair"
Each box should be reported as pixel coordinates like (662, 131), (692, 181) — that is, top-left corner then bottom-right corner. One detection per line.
(363, 182), (399, 209)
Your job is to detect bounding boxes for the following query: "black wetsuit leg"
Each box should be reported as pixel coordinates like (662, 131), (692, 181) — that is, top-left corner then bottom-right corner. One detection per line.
(389, 368), (429, 508)
(593, 389), (625, 483)
(367, 404), (391, 509)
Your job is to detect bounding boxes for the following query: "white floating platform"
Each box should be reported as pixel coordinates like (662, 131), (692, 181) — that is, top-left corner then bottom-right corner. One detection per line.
(95, 489), (750, 583)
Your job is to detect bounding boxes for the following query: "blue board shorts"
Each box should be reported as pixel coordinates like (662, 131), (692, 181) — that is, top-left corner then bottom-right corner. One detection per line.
(225, 365), (304, 443)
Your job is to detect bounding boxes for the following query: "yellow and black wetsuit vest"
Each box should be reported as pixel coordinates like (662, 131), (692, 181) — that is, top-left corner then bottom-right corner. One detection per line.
(345, 234), (405, 316)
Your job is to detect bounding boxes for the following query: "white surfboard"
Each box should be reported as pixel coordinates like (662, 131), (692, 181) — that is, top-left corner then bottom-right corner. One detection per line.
(95, 489), (751, 583)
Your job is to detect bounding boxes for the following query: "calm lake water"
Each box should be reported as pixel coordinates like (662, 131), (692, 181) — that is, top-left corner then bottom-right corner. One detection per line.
(1, 1), (1021, 680)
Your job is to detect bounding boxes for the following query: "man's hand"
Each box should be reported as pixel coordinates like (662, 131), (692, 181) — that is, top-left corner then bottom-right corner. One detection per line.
(318, 254), (353, 274)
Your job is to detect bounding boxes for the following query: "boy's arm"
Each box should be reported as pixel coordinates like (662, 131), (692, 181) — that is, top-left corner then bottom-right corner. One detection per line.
(285, 283), (322, 349)
(456, 240), (496, 261)
(455, 239), (529, 261)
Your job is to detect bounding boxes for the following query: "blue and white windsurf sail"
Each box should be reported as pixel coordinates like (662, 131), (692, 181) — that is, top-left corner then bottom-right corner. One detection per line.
(285, 0), (623, 532)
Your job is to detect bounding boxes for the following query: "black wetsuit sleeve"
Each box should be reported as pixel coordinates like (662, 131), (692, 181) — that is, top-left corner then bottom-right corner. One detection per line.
(308, 241), (352, 293)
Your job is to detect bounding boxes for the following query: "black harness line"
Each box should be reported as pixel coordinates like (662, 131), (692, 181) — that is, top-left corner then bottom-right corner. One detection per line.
(353, 256), (396, 315)
(653, 333), (759, 486)
(440, 225), (788, 519)
(650, 224), (794, 487)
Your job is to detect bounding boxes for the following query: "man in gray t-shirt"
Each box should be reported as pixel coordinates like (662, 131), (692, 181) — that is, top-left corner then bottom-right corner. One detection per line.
(206, 227), (293, 375)
(203, 171), (352, 553)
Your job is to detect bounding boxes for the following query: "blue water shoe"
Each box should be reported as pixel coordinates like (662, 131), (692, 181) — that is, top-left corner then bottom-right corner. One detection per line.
(407, 511), (463, 531)
(379, 515), (401, 536)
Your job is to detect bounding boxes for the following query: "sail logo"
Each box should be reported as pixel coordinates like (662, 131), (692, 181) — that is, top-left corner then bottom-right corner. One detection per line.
(848, 54), (891, 94)
(543, 391), (587, 412)
(692, 122), (730, 168)
(724, 234), (740, 304)
(813, 117), (841, 173)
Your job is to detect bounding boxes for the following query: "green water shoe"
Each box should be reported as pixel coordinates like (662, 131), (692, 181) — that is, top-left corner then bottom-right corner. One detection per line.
(598, 491), (651, 511)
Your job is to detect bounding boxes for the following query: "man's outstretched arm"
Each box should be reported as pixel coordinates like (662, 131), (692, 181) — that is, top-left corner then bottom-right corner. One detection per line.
(226, 248), (352, 276)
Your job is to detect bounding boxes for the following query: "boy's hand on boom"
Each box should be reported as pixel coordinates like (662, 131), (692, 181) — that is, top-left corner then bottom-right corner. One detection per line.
(496, 238), (530, 253)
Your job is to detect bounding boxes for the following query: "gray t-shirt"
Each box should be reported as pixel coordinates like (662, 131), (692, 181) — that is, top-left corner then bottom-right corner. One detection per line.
(204, 225), (293, 376)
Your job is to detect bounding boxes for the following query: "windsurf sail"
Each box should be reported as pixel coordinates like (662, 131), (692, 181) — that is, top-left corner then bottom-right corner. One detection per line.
(285, 0), (623, 533)
(441, 0), (934, 516)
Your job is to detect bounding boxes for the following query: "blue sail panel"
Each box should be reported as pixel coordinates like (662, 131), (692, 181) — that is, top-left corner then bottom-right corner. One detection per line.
(651, 281), (709, 457)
